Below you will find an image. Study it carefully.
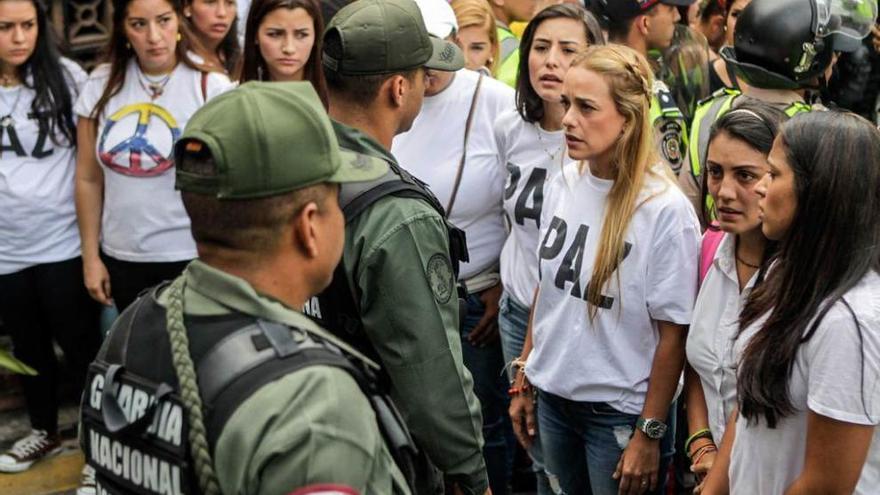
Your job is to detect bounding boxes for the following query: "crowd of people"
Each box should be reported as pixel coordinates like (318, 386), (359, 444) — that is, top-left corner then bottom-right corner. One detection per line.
(1, 0), (879, 494)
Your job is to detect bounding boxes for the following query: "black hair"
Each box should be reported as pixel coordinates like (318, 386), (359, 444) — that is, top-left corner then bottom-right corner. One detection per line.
(516, 3), (604, 124)
(700, 98), (787, 226)
(700, 0), (726, 22)
(5, 0), (77, 146)
(737, 111), (880, 428)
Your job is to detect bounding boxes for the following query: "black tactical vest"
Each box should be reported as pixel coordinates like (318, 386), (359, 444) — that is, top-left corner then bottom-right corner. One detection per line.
(80, 285), (417, 495)
(308, 161), (469, 367)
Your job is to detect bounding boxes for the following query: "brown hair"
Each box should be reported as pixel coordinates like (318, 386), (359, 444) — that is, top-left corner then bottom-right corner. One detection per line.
(91, 0), (199, 121)
(181, 0), (242, 74)
(237, 0), (328, 109)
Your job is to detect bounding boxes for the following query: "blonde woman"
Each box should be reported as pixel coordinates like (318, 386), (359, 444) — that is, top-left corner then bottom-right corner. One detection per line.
(508, 44), (700, 495)
(451, 0), (499, 74)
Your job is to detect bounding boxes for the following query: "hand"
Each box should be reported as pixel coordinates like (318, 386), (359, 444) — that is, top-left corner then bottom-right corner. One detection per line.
(691, 449), (716, 493)
(509, 386), (537, 449)
(83, 256), (113, 306)
(613, 432), (660, 495)
(467, 284), (502, 347)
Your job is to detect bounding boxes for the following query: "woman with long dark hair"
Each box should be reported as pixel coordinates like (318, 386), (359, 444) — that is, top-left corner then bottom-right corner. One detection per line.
(496, 5), (604, 493)
(237, 0), (327, 107)
(182, 0), (241, 74)
(0, 0), (100, 472)
(682, 100), (786, 489)
(74, 0), (232, 313)
(702, 111), (880, 494)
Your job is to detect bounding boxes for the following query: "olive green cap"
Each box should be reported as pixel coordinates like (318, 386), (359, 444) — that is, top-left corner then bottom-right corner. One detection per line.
(174, 82), (388, 199)
(322, 0), (464, 76)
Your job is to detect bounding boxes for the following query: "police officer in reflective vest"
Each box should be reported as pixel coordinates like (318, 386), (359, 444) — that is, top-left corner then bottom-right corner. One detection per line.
(678, 0), (879, 219)
(596, 0), (694, 176)
(79, 82), (417, 495)
(314, 1), (490, 494)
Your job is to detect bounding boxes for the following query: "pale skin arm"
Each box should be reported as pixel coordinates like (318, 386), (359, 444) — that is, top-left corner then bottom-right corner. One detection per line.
(700, 409), (737, 495)
(75, 118), (112, 306)
(783, 412), (874, 495)
(684, 364), (717, 483)
(614, 321), (687, 495)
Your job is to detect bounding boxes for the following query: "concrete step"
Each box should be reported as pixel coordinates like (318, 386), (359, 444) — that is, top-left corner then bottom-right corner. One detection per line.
(0, 445), (83, 495)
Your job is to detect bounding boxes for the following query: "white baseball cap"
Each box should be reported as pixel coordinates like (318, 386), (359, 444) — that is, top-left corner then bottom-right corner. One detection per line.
(413, 0), (459, 39)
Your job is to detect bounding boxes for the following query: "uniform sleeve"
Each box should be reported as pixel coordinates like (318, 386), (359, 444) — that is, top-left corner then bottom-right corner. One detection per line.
(805, 305), (880, 426)
(74, 64), (110, 119)
(654, 114), (686, 177)
(349, 202), (489, 495)
(645, 205), (700, 325)
(213, 366), (410, 495)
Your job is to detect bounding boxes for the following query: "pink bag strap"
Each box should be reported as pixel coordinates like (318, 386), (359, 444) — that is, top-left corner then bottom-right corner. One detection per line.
(699, 224), (725, 285)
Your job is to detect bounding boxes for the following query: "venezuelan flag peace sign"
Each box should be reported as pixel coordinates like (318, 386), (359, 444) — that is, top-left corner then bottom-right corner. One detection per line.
(98, 103), (182, 177)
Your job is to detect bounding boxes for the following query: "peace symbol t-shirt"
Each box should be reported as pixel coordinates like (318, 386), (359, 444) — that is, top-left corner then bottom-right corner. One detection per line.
(74, 60), (232, 262)
(494, 109), (566, 307)
(526, 163), (700, 414)
(0, 58), (88, 275)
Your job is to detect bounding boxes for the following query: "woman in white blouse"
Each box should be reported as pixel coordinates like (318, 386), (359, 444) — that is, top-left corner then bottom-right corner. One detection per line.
(682, 101), (787, 489)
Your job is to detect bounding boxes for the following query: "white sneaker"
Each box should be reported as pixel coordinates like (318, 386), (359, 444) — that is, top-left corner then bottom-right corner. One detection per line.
(0, 429), (62, 473)
(76, 464), (97, 495)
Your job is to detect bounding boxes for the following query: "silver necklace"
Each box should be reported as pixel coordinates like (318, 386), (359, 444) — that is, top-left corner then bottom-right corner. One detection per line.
(535, 124), (563, 162)
(1, 86), (24, 128)
(136, 65), (173, 100)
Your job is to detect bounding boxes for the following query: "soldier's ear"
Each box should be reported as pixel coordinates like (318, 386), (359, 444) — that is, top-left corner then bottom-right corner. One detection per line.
(292, 202), (321, 259)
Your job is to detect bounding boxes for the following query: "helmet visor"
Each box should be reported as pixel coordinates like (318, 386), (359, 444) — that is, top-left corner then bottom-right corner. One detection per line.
(815, 0), (878, 51)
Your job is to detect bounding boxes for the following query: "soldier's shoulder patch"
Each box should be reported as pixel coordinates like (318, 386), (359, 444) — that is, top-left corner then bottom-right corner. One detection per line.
(426, 253), (454, 304)
(658, 119), (684, 167)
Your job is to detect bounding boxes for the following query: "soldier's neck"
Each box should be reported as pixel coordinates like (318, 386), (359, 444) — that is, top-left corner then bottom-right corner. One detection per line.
(199, 252), (311, 311)
(328, 99), (396, 150)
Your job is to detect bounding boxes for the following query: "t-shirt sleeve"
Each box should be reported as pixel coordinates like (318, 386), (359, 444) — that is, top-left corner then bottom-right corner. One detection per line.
(74, 64), (110, 119)
(645, 206), (700, 325)
(205, 72), (235, 100)
(805, 304), (880, 426)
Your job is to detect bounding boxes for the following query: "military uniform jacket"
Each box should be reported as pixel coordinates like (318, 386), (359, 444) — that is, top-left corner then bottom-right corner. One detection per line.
(306, 121), (489, 495)
(82, 260), (410, 495)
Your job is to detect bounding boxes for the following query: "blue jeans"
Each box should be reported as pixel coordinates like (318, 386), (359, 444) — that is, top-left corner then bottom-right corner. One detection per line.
(537, 390), (676, 495)
(461, 293), (516, 495)
(498, 292), (553, 495)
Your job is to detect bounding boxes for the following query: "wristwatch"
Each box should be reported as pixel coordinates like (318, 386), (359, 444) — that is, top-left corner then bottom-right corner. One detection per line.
(636, 417), (668, 440)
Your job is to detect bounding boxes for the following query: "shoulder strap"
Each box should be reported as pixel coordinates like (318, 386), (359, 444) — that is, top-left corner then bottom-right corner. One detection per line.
(198, 319), (418, 492)
(699, 226), (725, 285)
(446, 73), (484, 215)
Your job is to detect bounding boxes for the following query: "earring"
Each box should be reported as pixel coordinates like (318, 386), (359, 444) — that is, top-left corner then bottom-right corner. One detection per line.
(177, 32), (182, 42)
(126, 41), (131, 49)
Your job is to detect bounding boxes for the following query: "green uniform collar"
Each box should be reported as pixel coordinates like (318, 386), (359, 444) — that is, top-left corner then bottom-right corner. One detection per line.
(332, 120), (398, 166)
(172, 260), (379, 369)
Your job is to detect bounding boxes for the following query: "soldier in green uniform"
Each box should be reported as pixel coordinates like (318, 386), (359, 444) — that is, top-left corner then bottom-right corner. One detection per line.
(598, 0), (694, 175)
(309, 1), (491, 494)
(78, 82), (415, 495)
(678, 0), (878, 221)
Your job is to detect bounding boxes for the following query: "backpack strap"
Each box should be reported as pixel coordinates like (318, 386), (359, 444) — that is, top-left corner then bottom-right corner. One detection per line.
(699, 225), (725, 285)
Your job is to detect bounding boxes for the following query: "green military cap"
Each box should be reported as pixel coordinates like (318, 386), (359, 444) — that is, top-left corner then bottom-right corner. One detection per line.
(322, 0), (464, 76)
(174, 82), (388, 199)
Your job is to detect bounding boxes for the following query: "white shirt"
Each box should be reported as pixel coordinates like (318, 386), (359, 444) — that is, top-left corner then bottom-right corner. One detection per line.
(495, 109), (566, 307)
(74, 60), (232, 262)
(686, 232), (757, 440)
(0, 58), (88, 275)
(392, 69), (515, 281)
(527, 163), (700, 414)
(729, 271), (880, 494)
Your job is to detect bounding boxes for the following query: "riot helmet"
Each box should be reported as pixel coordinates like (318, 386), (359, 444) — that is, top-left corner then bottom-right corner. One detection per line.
(721, 0), (877, 89)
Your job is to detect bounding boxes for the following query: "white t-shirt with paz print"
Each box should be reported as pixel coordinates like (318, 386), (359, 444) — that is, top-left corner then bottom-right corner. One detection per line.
(730, 271), (880, 494)
(74, 60), (232, 262)
(526, 162), (700, 415)
(495, 109), (566, 308)
(0, 58), (88, 274)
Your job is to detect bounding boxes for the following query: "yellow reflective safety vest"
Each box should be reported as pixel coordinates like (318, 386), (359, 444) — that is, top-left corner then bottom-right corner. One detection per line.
(496, 26), (519, 88)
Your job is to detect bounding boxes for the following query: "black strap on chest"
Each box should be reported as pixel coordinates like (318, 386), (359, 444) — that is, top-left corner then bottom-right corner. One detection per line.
(84, 293), (418, 494)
